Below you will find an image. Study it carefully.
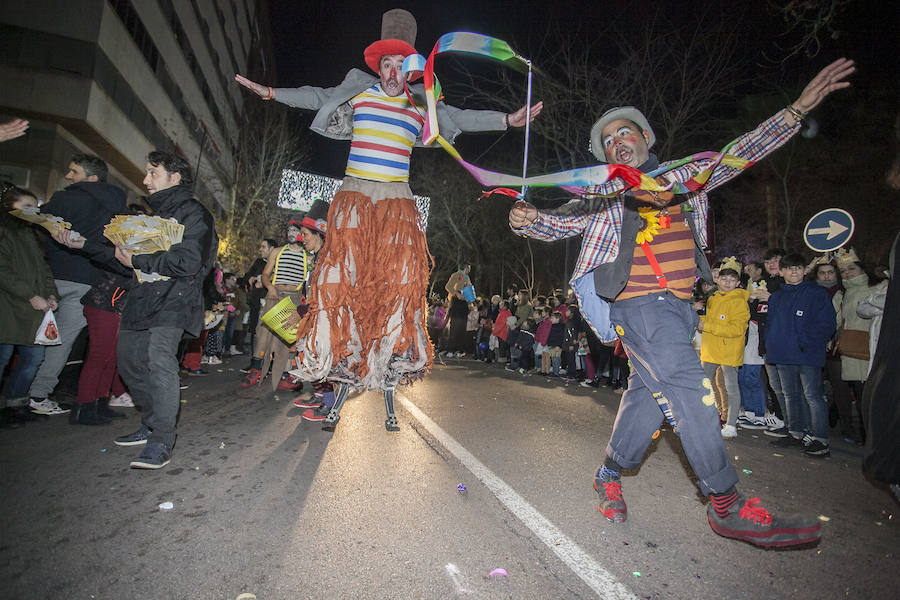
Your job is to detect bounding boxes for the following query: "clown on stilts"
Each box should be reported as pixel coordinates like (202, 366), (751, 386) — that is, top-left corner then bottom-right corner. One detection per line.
(235, 9), (541, 431)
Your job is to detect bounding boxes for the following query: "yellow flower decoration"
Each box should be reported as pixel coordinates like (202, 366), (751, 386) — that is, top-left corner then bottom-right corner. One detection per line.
(615, 325), (625, 336)
(636, 206), (662, 245)
(701, 377), (716, 407)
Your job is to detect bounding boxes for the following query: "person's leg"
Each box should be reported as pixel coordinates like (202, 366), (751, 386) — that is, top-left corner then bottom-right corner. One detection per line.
(550, 348), (561, 376)
(764, 363), (786, 420)
(607, 295), (738, 497)
(223, 316), (235, 352)
(775, 365), (808, 439)
(27, 280), (91, 399)
(800, 365), (829, 446)
(737, 364), (765, 417)
(721, 365), (741, 428)
(4, 345), (45, 402)
(118, 329), (153, 427)
(77, 306), (120, 404)
(141, 327), (184, 448)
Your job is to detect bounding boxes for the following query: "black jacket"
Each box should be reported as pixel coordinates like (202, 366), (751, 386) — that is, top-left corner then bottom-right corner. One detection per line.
(546, 322), (566, 348)
(121, 186), (217, 336)
(43, 181), (127, 284)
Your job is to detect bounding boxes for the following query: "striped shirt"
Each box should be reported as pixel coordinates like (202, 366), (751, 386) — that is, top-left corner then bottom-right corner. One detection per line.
(345, 85), (425, 182)
(272, 246), (310, 289)
(618, 205), (696, 300)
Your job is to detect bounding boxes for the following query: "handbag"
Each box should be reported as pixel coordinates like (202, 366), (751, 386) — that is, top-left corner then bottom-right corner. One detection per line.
(836, 327), (870, 360)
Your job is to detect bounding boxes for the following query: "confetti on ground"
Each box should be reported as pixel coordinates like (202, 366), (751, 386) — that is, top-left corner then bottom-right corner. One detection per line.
(219, 442), (226, 448)
(742, 469), (752, 475)
(734, 456), (739, 460)
(818, 515), (831, 522)
(540, 427), (545, 431)
(632, 571), (641, 578)
(488, 568), (508, 579)
(772, 453), (784, 457)
(457, 483), (467, 494)
(100, 448), (107, 453)
(458, 404), (465, 408)
(158, 501), (174, 511)
(235, 594), (257, 600)
(180, 399), (187, 403)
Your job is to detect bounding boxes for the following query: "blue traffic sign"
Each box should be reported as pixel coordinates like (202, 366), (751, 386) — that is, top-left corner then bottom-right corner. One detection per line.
(803, 208), (854, 252)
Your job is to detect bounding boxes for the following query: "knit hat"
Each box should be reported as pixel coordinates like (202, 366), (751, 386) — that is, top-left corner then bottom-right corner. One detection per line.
(589, 106), (656, 162)
(363, 9), (418, 73)
(300, 198), (329, 235)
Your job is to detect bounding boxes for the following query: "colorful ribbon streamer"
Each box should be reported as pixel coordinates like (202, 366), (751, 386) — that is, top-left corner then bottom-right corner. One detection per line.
(402, 32), (755, 198)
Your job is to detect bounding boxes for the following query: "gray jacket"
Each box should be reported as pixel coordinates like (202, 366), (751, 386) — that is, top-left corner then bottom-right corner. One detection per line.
(274, 68), (508, 145)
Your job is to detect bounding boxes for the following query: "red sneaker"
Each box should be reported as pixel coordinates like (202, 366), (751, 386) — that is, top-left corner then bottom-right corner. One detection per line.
(240, 368), (262, 387)
(593, 477), (627, 523)
(277, 377), (302, 391)
(301, 407), (327, 422)
(707, 495), (823, 547)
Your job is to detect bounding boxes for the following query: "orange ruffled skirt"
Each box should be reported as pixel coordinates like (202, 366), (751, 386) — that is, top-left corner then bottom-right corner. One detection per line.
(291, 177), (434, 390)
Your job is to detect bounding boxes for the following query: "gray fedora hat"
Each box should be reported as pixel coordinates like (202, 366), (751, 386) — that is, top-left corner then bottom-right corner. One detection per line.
(589, 106), (656, 162)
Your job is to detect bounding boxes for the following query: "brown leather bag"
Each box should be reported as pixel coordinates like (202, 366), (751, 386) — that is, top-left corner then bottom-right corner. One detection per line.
(836, 328), (870, 360)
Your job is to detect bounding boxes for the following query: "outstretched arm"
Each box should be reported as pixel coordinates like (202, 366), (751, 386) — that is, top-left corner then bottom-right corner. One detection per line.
(783, 58), (855, 126)
(0, 118), (28, 142)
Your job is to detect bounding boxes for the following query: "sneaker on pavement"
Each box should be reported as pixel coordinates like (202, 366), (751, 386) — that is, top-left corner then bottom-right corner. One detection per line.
(737, 413), (767, 429)
(707, 495), (823, 547)
(114, 425), (151, 446)
(241, 368), (262, 387)
(301, 406), (329, 422)
(108, 393), (135, 408)
(293, 396), (323, 409)
(277, 377), (303, 391)
(593, 475), (627, 523)
(721, 424), (738, 439)
(29, 398), (70, 415)
(804, 439), (831, 457)
(130, 441), (172, 469)
(770, 434), (806, 448)
(208, 356), (223, 365)
(763, 425), (789, 438)
(764, 411), (785, 430)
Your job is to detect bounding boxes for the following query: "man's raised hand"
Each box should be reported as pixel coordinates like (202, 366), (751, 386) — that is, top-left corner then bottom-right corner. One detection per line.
(234, 74), (270, 99)
(507, 101), (544, 128)
(792, 58), (855, 114)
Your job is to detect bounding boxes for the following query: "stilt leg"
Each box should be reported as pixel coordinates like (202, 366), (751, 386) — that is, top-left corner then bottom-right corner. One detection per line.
(384, 387), (399, 431)
(322, 383), (350, 432)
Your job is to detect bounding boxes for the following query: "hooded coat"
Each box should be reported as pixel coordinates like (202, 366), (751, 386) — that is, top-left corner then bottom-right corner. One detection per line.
(700, 288), (750, 367)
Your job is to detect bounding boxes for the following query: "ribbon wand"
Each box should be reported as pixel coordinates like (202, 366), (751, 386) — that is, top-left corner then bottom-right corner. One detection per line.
(519, 57), (533, 200)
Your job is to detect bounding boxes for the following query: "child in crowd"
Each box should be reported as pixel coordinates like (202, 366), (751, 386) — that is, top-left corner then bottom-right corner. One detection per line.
(514, 319), (535, 374)
(698, 258), (750, 439)
(575, 332), (589, 381)
(545, 310), (565, 376)
(427, 297), (448, 352)
(533, 307), (550, 374)
(563, 306), (581, 380)
(492, 301), (512, 363)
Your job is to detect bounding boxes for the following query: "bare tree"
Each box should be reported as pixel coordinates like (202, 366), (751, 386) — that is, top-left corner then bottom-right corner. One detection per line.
(211, 102), (307, 270)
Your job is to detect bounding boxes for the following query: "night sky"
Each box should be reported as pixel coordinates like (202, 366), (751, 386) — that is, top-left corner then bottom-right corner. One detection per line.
(264, 0), (897, 178)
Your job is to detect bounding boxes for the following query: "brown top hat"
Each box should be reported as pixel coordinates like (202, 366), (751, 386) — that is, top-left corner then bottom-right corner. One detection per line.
(363, 9), (418, 73)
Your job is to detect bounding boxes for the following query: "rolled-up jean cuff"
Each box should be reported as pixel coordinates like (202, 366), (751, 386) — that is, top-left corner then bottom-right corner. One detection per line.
(697, 465), (740, 496)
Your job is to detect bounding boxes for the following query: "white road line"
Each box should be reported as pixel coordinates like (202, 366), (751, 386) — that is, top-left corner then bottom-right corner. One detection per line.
(398, 394), (637, 600)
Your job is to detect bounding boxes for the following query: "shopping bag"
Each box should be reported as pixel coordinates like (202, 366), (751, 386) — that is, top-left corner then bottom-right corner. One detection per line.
(34, 310), (62, 345)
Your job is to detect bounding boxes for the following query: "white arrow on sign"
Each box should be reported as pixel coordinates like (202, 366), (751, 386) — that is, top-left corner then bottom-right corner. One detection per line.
(808, 220), (848, 240)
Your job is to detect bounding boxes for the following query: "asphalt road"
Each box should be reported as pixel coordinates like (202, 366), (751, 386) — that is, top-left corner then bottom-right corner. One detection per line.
(1, 356), (897, 599)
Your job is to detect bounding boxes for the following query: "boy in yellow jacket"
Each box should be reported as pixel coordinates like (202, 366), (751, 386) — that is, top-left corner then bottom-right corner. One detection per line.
(698, 258), (750, 439)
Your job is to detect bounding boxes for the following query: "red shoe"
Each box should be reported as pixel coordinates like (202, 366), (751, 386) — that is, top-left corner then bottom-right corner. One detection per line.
(293, 396), (323, 409)
(301, 407), (327, 422)
(241, 368), (262, 387)
(277, 377), (303, 391)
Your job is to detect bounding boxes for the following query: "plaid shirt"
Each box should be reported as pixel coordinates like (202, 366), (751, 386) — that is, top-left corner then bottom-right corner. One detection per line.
(517, 111), (800, 284)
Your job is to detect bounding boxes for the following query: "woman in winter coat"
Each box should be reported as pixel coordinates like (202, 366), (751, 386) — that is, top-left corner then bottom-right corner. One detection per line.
(832, 255), (889, 441)
(0, 187), (58, 425)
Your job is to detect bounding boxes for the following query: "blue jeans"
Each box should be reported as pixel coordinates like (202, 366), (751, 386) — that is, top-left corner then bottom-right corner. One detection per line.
(605, 292), (738, 496)
(764, 363), (786, 421)
(0, 344), (46, 405)
(738, 364), (766, 416)
(776, 364), (829, 442)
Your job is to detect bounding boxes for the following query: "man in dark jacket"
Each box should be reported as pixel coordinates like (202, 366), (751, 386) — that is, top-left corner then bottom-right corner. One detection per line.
(28, 155), (127, 416)
(112, 151), (217, 469)
(765, 253), (836, 457)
